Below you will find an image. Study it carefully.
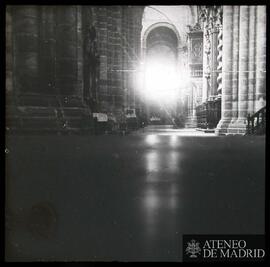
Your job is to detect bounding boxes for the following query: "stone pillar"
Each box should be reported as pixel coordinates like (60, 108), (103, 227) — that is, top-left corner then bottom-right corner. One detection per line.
(216, 7), (223, 97)
(141, 44), (150, 120)
(247, 6), (257, 115)
(117, 7), (124, 110)
(129, 7), (136, 109)
(55, 6), (78, 95)
(137, 8), (145, 112)
(106, 7), (114, 110)
(202, 22), (210, 103)
(96, 6), (108, 111)
(6, 7), (13, 96)
(13, 6), (39, 93)
(215, 6), (233, 135)
(228, 6), (240, 131)
(39, 6), (56, 94)
(255, 6), (266, 111)
(210, 26), (218, 98)
(186, 25), (203, 127)
(76, 6), (84, 98)
(234, 6), (249, 134)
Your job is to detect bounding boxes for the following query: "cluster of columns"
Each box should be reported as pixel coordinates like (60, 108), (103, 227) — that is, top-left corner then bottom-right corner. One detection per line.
(93, 6), (143, 113)
(216, 5), (266, 135)
(216, 7), (223, 96)
(186, 25), (203, 127)
(12, 6), (40, 94)
(10, 6), (85, 101)
(6, 7), (13, 96)
(200, 6), (222, 103)
(8, 6), (144, 114)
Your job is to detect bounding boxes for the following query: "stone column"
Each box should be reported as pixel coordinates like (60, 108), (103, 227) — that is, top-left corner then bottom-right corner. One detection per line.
(141, 44), (150, 120)
(216, 6), (223, 97)
(123, 32), (128, 110)
(133, 7), (144, 112)
(234, 6), (249, 134)
(228, 6), (240, 131)
(13, 6), (39, 93)
(76, 6), (84, 99)
(55, 6), (78, 95)
(255, 5), (266, 111)
(39, 6), (56, 94)
(202, 22), (210, 103)
(247, 6), (257, 115)
(186, 26), (202, 127)
(96, 6), (108, 111)
(210, 26), (218, 98)
(106, 7), (114, 110)
(215, 6), (233, 135)
(6, 7), (13, 96)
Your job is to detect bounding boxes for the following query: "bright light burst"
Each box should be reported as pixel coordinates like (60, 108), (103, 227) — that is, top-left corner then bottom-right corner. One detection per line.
(144, 59), (179, 104)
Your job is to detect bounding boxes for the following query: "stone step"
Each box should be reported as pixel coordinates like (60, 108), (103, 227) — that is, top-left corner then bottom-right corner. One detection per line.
(6, 105), (94, 133)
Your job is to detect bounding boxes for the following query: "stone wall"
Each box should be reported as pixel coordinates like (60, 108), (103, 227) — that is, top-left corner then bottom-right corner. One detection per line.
(6, 6), (144, 132)
(215, 6), (266, 135)
(93, 6), (143, 116)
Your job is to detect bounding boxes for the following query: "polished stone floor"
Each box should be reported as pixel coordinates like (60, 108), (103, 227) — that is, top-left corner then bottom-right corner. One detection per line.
(5, 126), (265, 261)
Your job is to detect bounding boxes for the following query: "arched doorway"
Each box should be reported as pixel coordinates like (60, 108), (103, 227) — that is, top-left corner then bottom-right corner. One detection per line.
(140, 22), (188, 126)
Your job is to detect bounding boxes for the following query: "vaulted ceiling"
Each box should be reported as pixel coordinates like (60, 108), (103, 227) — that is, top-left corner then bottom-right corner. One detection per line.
(146, 26), (178, 56)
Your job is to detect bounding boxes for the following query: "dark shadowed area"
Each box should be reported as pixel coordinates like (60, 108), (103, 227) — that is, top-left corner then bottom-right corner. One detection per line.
(5, 127), (265, 261)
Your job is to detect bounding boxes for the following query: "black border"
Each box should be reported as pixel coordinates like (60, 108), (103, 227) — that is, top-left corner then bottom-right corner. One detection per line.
(1, 0), (269, 264)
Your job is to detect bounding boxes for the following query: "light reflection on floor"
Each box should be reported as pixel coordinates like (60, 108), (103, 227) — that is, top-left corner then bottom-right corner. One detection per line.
(145, 151), (160, 173)
(141, 182), (182, 254)
(145, 134), (160, 145)
(142, 130), (182, 253)
(169, 134), (179, 146)
(5, 127), (265, 261)
(136, 125), (215, 137)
